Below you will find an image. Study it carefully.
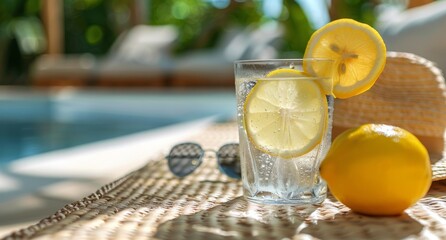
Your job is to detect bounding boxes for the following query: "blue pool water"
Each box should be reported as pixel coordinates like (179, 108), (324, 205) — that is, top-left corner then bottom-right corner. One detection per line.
(0, 89), (236, 165)
(0, 119), (177, 164)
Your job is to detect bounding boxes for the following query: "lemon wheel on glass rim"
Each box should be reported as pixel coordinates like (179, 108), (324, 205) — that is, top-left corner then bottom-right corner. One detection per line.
(243, 68), (328, 159)
(304, 18), (387, 99)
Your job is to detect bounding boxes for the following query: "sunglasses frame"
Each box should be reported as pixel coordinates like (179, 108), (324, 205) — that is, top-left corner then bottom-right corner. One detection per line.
(166, 142), (240, 179)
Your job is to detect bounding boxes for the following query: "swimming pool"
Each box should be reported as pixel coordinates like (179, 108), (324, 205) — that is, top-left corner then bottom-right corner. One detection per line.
(0, 88), (236, 166)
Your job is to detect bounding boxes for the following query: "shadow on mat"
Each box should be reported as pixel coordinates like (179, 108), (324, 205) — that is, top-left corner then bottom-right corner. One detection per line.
(155, 196), (423, 240)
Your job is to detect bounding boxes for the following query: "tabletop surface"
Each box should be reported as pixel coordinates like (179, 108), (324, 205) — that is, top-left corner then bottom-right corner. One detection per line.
(3, 123), (446, 240)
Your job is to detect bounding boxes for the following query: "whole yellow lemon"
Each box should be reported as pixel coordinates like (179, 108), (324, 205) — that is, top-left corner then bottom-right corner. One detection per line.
(320, 124), (432, 216)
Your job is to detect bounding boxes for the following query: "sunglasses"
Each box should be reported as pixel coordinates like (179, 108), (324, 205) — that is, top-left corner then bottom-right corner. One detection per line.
(166, 142), (241, 179)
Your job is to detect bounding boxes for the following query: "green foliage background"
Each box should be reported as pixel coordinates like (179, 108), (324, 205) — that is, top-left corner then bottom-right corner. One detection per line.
(0, 0), (379, 85)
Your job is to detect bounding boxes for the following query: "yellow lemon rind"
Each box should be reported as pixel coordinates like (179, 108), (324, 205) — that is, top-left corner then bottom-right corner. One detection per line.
(320, 124), (432, 216)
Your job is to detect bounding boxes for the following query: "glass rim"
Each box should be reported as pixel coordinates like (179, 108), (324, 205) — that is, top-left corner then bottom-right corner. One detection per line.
(234, 58), (335, 64)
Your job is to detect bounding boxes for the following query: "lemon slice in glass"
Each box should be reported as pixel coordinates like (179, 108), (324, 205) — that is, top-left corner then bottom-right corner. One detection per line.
(243, 68), (328, 159)
(304, 18), (386, 99)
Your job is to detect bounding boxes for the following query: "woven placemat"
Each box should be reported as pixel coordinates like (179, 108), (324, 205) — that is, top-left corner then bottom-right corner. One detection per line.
(3, 123), (446, 240)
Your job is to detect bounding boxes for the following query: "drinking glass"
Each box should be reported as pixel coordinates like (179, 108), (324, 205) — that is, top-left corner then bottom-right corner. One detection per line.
(234, 59), (335, 205)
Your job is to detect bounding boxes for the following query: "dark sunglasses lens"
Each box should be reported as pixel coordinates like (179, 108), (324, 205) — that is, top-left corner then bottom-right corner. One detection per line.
(217, 143), (241, 179)
(167, 143), (203, 177)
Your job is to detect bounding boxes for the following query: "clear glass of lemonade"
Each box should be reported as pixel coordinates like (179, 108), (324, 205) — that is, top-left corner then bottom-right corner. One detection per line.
(234, 59), (335, 205)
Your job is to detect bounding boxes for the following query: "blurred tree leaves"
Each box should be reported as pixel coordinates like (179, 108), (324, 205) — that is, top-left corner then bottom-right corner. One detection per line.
(279, 0), (313, 57)
(330, 0), (377, 26)
(0, 0), (381, 85)
(148, 0), (263, 53)
(64, 0), (121, 55)
(0, 0), (44, 84)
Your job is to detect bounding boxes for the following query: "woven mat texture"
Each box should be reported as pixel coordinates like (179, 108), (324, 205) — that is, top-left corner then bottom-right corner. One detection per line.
(4, 123), (446, 240)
